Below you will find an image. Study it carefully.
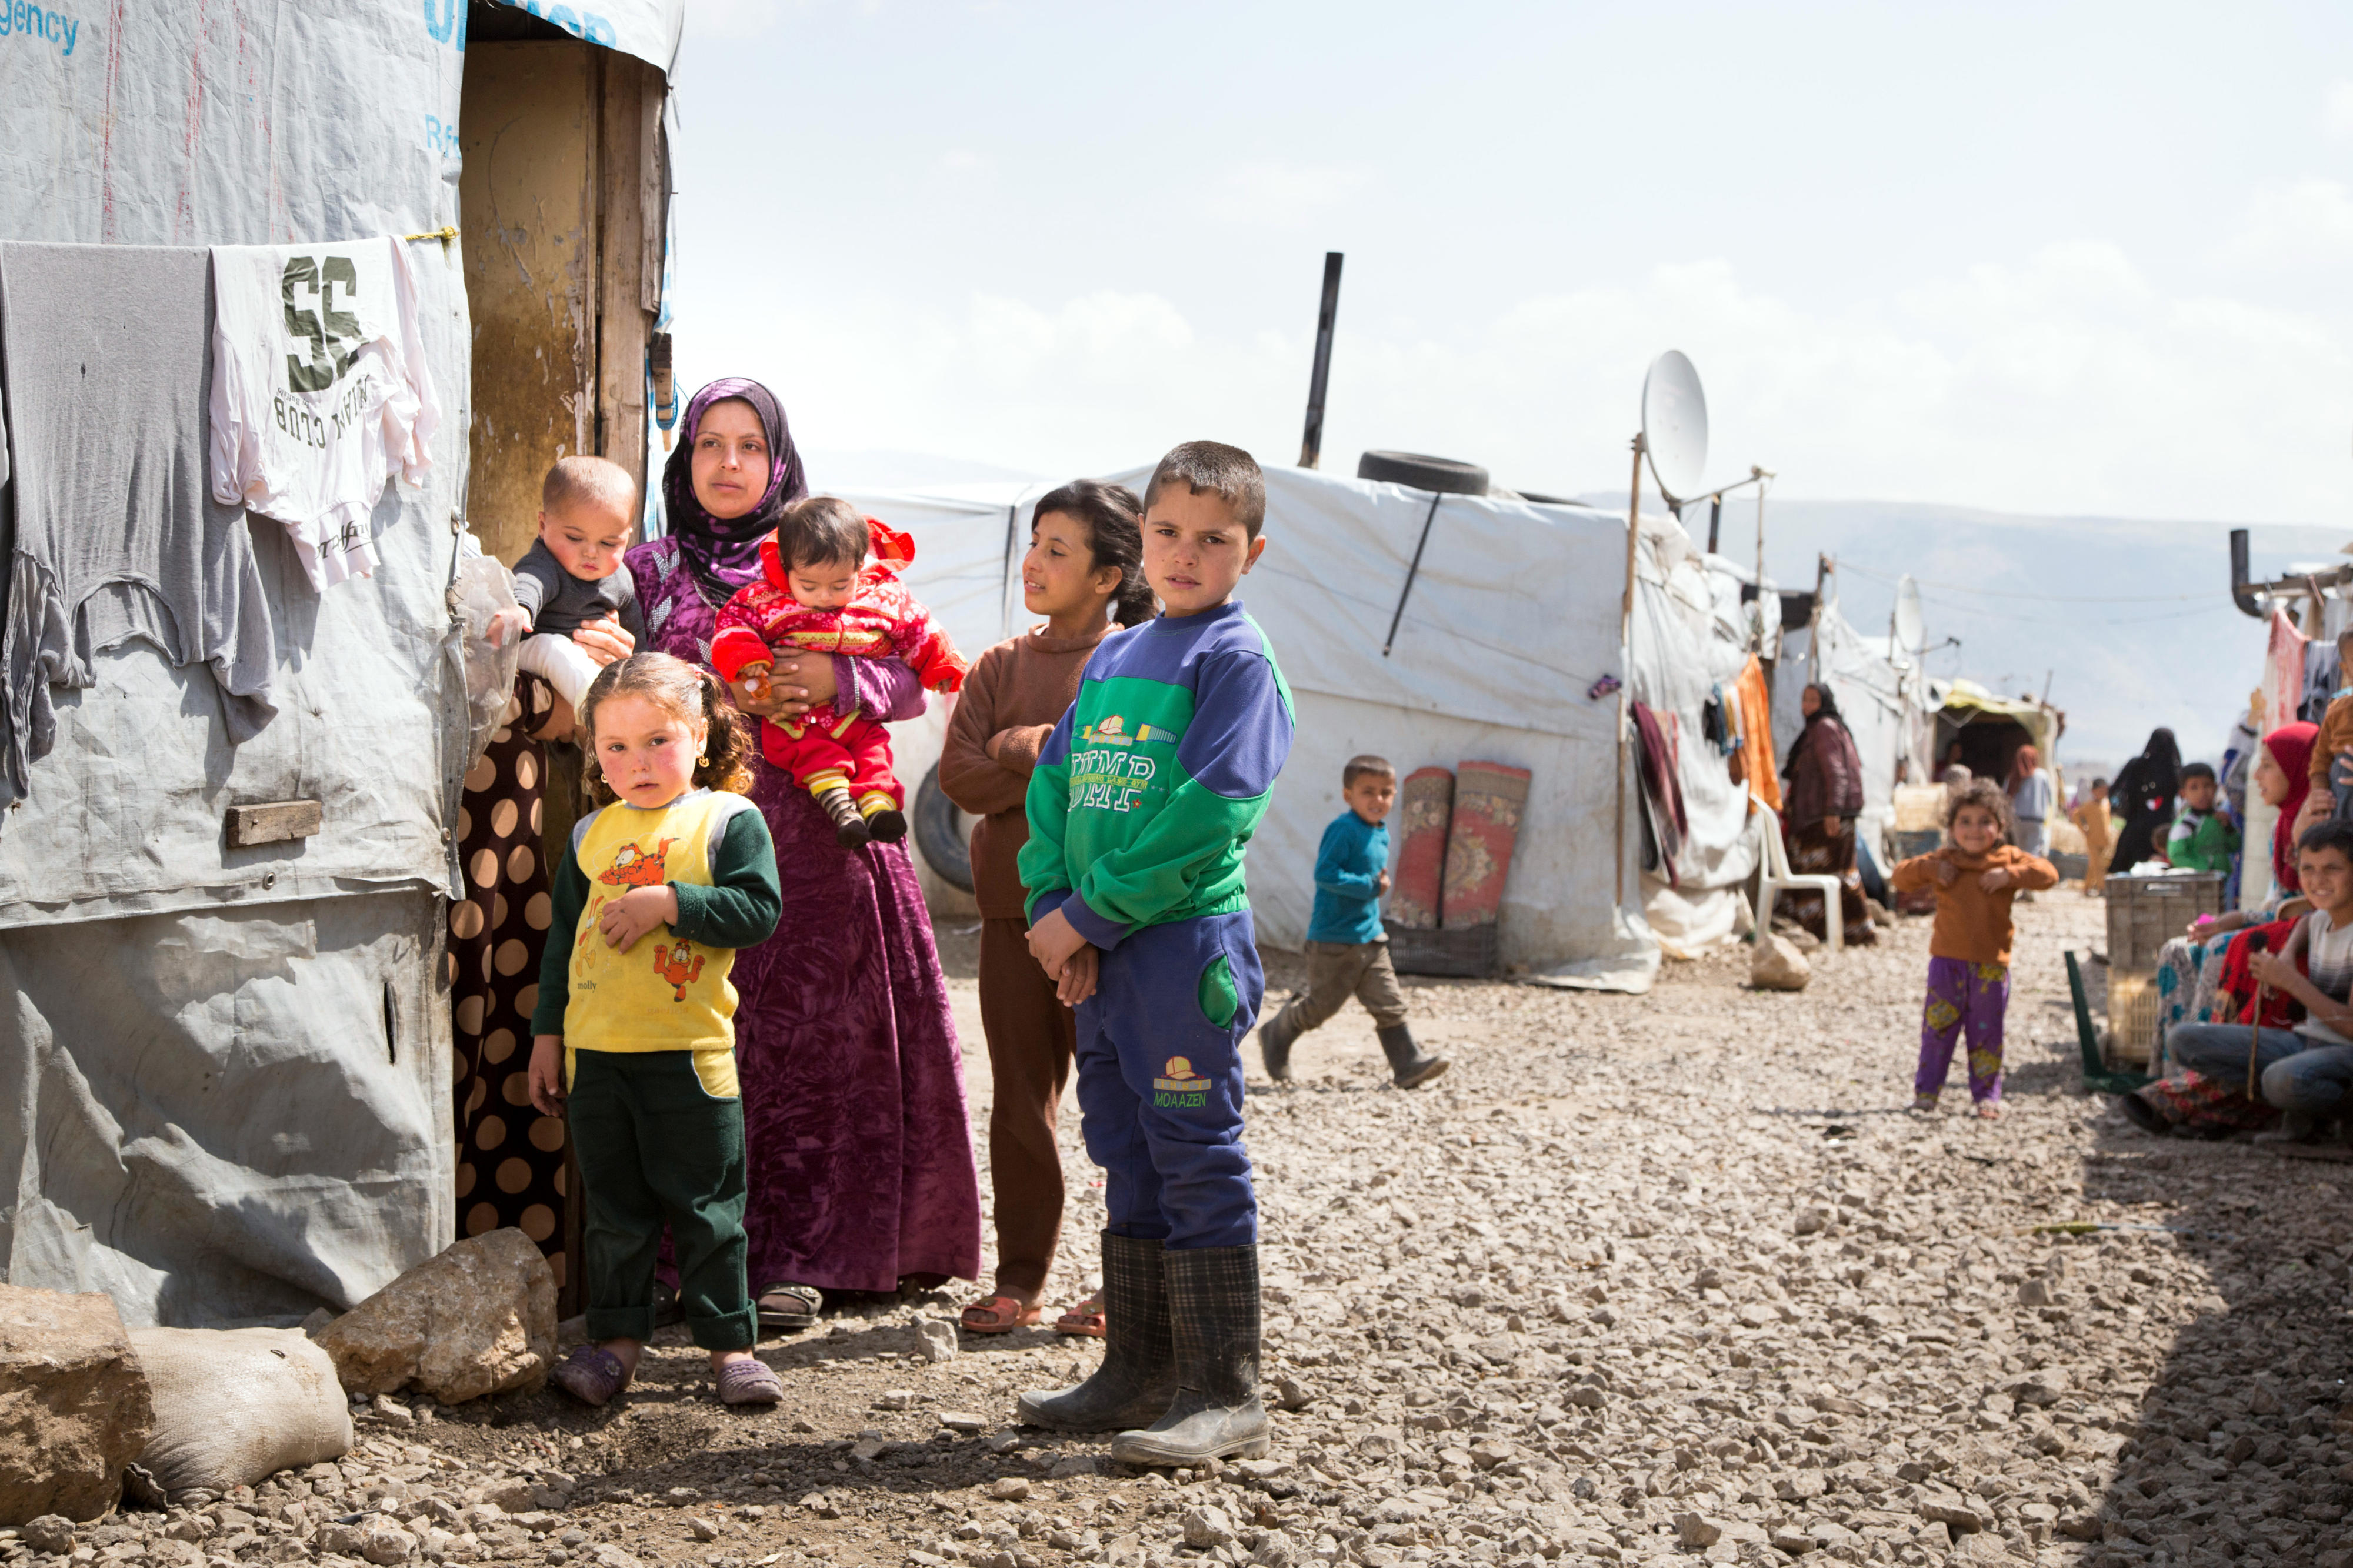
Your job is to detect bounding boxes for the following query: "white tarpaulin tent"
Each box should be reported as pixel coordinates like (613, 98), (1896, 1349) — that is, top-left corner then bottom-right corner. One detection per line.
(832, 465), (1771, 987)
(1772, 596), (1922, 863)
(0, 0), (680, 1326)
(1625, 522), (1769, 958)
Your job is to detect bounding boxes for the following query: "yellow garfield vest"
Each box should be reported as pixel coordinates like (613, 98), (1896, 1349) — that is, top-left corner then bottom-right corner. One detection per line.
(565, 790), (759, 1096)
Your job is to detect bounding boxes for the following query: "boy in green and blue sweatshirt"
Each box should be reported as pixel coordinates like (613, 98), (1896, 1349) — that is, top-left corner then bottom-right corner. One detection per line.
(1015, 442), (1294, 1466)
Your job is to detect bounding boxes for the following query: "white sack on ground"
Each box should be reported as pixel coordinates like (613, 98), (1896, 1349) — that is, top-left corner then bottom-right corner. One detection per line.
(130, 1327), (351, 1493)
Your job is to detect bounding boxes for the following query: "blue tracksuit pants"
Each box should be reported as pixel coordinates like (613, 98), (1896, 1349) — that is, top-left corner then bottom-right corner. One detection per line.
(1074, 910), (1262, 1250)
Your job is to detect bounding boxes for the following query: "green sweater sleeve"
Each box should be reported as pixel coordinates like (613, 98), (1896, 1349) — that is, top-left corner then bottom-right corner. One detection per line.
(532, 847), (591, 1038)
(671, 808), (783, 949)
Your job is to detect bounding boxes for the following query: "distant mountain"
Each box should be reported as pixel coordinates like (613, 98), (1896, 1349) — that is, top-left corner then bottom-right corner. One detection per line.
(1578, 496), (2345, 769)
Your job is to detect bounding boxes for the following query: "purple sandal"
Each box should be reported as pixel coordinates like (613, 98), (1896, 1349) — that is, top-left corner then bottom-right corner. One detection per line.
(550, 1345), (633, 1407)
(716, 1357), (784, 1406)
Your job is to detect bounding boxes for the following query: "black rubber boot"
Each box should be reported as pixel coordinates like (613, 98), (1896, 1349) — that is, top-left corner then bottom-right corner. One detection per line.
(1109, 1244), (1269, 1466)
(866, 808), (909, 843)
(1257, 1008), (1301, 1082)
(815, 787), (871, 848)
(1016, 1232), (1175, 1432)
(1378, 1023), (1449, 1089)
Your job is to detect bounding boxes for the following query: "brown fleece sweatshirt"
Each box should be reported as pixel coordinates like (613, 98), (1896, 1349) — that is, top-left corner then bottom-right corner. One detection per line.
(938, 624), (1118, 920)
(1889, 843), (2059, 965)
(2314, 693), (2353, 796)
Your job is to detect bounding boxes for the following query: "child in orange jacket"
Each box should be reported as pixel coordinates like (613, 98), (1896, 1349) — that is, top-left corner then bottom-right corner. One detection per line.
(1889, 778), (2059, 1119)
(710, 498), (966, 848)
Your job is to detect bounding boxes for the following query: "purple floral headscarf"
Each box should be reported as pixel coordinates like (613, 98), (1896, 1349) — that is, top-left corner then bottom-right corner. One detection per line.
(659, 377), (809, 602)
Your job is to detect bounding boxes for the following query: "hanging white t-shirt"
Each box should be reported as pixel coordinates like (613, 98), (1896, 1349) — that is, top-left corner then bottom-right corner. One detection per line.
(208, 236), (440, 589)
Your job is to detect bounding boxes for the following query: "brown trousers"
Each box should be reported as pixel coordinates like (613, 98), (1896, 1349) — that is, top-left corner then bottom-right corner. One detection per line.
(1275, 939), (1410, 1035)
(978, 918), (1077, 1299)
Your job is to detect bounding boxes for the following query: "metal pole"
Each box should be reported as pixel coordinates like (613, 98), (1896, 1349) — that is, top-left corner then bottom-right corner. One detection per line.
(1617, 435), (1644, 909)
(1752, 479), (1768, 652)
(1707, 495), (1722, 556)
(1297, 252), (1344, 469)
(1381, 489), (1445, 657)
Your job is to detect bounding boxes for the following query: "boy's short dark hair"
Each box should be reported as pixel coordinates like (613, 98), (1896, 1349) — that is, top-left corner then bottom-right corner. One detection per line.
(2091, 776), (2108, 789)
(1145, 441), (1267, 539)
(1342, 755), (1395, 789)
(2180, 762), (2217, 785)
(2298, 818), (2353, 863)
(542, 454), (638, 516)
(776, 496), (870, 570)
(1944, 778), (2012, 836)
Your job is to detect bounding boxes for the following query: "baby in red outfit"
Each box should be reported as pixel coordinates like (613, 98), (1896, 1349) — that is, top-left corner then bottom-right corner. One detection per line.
(710, 497), (968, 846)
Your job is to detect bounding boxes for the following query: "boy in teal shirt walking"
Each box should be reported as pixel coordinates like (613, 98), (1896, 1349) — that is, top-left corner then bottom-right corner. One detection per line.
(1016, 441), (1294, 1465)
(1257, 755), (1448, 1087)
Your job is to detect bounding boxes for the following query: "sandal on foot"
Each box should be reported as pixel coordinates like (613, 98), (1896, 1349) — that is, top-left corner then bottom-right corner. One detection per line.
(960, 1295), (1042, 1335)
(1974, 1102), (2004, 1120)
(550, 1346), (632, 1408)
(716, 1357), (784, 1406)
(1053, 1292), (1106, 1339)
(756, 1281), (822, 1332)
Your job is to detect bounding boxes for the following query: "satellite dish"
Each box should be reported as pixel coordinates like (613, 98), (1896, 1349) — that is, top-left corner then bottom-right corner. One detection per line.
(1894, 575), (1925, 652)
(1641, 350), (1708, 506)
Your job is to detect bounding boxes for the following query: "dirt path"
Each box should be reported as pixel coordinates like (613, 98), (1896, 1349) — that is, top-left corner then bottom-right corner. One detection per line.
(57, 897), (2353, 1568)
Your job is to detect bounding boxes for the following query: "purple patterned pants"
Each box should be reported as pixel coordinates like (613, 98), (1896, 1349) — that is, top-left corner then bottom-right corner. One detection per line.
(1915, 955), (2010, 1103)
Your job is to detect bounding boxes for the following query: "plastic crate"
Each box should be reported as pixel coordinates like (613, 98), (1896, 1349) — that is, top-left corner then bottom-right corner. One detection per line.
(2104, 872), (2225, 974)
(1384, 920), (1500, 979)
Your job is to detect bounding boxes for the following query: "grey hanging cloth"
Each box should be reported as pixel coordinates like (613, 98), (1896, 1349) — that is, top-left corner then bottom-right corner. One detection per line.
(0, 242), (276, 803)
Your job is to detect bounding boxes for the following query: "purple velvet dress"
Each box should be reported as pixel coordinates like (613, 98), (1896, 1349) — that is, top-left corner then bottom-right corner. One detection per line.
(630, 533), (981, 1295)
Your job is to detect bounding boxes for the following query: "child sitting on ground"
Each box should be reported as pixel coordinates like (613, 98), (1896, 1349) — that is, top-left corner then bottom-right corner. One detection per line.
(2162, 762), (2239, 873)
(1255, 755), (1447, 1088)
(529, 652), (784, 1409)
(709, 497), (966, 847)
(488, 456), (647, 708)
(1889, 779), (2058, 1120)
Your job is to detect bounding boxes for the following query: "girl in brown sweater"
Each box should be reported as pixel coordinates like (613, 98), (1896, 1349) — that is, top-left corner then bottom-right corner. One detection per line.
(1888, 779), (2058, 1119)
(940, 480), (1155, 1334)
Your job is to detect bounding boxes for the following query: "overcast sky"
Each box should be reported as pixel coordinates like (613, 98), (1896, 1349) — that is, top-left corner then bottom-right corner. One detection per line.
(668, 1), (2353, 530)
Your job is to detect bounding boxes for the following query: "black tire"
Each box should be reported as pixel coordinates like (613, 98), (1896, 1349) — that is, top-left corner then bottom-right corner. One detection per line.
(914, 763), (974, 894)
(1356, 450), (1491, 496)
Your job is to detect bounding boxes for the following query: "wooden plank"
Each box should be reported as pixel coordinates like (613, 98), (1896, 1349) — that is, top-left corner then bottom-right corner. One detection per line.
(640, 69), (667, 317)
(596, 54), (651, 507)
(458, 42), (598, 565)
(226, 800), (322, 848)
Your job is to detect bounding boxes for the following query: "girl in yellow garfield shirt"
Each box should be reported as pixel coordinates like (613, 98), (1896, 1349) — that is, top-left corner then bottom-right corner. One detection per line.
(528, 653), (784, 1408)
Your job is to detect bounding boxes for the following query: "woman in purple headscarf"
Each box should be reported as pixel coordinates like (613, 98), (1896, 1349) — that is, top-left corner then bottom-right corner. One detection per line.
(628, 378), (981, 1326)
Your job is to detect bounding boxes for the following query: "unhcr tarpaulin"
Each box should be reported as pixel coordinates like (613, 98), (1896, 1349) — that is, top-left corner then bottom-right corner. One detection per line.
(0, 0), (674, 1325)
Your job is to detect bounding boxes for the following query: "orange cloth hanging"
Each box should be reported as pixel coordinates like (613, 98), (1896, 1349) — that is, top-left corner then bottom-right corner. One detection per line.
(1734, 655), (1782, 814)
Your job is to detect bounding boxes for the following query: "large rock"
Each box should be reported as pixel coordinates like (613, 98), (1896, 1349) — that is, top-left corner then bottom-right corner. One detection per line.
(315, 1230), (556, 1403)
(0, 1282), (155, 1524)
(1751, 931), (1811, 991)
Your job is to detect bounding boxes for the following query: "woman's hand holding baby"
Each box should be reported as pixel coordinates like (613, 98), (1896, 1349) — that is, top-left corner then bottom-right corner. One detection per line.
(570, 614), (635, 666)
(599, 885), (678, 953)
(728, 654), (837, 721)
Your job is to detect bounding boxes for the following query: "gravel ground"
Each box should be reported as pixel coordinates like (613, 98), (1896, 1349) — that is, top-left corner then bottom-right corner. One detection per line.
(16, 895), (2353, 1568)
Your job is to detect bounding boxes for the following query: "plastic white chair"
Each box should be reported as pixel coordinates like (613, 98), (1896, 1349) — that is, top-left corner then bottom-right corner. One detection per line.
(1755, 803), (1844, 953)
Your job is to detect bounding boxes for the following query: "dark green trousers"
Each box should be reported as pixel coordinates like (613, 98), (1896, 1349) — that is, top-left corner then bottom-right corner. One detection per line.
(565, 1049), (755, 1350)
